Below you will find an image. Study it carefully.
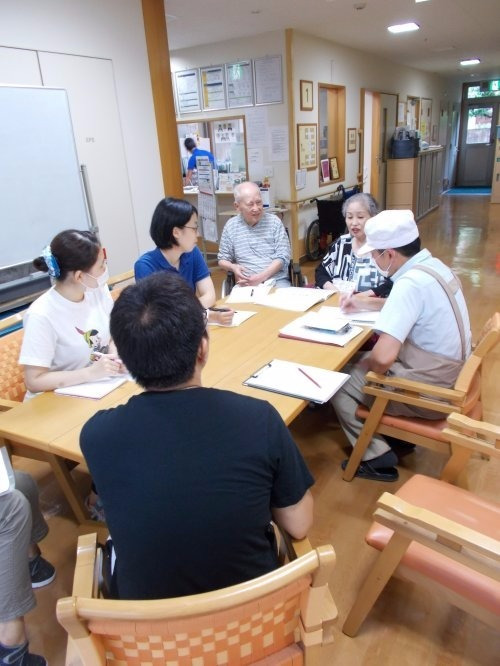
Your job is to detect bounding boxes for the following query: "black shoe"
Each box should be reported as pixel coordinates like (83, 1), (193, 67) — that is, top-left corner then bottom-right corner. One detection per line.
(385, 436), (416, 458)
(341, 459), (399, 482)
(0, 641), (47, 665)
(29, 555), (56, 588)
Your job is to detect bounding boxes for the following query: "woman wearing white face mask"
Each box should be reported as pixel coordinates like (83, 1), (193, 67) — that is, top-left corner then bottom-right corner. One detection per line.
(20, 229), (123, 398)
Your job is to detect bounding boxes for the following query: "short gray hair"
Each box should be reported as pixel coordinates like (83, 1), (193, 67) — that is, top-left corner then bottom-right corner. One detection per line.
(342, 192), (379, 218)
(233, 181), (260, 203)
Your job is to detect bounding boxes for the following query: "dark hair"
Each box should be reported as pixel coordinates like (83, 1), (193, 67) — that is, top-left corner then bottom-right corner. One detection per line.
(394, 237), (421, 257)
(149, 198), (198, 249)
(342, 192), (379, 217)
(184, 137), (196, 152)
(33, 229), (100, 281)
(110, 272), (206, 390)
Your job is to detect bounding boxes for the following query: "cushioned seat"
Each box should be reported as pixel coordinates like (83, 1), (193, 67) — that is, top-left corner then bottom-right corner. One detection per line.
(367, 474), (500, 615)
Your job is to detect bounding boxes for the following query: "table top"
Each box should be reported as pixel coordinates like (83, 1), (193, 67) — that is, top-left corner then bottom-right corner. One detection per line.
(0, 298), (371, 464)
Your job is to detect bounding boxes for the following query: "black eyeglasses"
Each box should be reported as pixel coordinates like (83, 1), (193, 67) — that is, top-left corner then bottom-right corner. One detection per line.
(184, 225), (199, 232)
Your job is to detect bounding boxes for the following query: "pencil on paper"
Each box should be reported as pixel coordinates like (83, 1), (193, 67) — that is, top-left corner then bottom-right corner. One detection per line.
(298, 367), (322, 388)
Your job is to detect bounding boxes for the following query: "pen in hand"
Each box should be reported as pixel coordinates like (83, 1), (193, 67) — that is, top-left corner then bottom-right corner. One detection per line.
(298, 367), (322, 388)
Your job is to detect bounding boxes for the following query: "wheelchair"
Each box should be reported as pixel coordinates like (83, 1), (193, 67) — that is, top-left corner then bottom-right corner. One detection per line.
(305, 184), (360, 261)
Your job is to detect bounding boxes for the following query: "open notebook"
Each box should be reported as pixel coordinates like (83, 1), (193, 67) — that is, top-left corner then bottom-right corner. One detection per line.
(243, 359), (350, 404)
(55, 375), (129, 399)
(255, 287), (333, 312)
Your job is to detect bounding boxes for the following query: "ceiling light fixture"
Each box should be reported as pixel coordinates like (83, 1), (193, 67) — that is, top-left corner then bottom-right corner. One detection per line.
(387, 22), (420, 34)
(460, 58), (481, 66)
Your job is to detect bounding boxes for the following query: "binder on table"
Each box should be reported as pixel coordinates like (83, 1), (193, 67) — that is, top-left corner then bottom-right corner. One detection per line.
(243, 359), (350, 404)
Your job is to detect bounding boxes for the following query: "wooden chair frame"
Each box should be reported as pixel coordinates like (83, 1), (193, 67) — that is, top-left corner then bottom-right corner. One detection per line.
(343, 413), (500, 637)
(342, 312), (500, 481)
(58, 532), (338, 665)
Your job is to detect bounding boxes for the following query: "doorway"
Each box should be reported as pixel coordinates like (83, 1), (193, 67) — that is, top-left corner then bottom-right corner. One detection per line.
(361, 90), (398, 208)
(457, 97), (499, 187)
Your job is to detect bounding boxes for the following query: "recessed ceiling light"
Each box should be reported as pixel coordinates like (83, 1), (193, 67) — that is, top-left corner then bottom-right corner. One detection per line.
(460, 58), (481, 66)
(415, 1), (430, 3)
(387, 22), (420, 34)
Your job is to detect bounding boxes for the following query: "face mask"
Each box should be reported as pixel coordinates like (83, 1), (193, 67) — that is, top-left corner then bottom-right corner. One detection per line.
(375, 251), (392, 278)
(83, 266), (109, 290)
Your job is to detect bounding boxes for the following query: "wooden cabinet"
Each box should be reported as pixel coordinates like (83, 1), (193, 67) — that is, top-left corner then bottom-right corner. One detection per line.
(386, 147), (444, 220)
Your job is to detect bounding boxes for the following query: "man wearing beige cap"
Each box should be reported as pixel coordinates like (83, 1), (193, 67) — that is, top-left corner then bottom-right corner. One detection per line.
(332, 209), (471, 481)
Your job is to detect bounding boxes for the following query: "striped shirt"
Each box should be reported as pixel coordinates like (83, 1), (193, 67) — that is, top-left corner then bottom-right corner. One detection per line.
(218, 212), (291, 282)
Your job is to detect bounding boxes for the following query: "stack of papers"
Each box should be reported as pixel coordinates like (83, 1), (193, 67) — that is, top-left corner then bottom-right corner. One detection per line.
(279, 313), (363, 347)
(243, 359), (350, 404)
(321, 306), (380, 326)
(55, 375), (129, 399)
(255, 287), (333, 312)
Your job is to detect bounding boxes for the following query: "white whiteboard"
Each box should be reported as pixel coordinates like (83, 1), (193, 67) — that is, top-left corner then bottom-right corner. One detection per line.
(0, 85), (89, 267)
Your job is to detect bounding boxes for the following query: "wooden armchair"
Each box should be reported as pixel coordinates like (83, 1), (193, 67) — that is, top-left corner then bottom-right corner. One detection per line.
(342, 312), (500, 481)
(57, 532), (338, 665)
(342, 413), (500, 637)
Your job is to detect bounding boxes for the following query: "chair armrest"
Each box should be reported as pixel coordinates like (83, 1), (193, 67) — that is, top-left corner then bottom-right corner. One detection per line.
(374, 492), (500, 572)
(0, 398), (20, 411)
(443, 413), (500, 461)
(107, 269), (134, 288)
(363, 371), (466, 414)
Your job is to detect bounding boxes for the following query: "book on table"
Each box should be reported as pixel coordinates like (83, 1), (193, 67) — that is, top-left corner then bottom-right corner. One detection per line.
(319, 305), (380, 326)
(54, 375), (129, 399)
(243, 359), (350, 404)
(225, 285), (272, 303)
(278, 311), (363, 347)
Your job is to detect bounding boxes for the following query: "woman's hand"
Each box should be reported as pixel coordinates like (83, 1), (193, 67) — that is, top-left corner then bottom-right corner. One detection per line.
(208, 309), (235, 326)
(88, 353), (123, 379)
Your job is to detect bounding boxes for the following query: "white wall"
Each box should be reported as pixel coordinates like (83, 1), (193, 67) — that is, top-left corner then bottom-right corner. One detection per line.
(0, 0), (164, 259)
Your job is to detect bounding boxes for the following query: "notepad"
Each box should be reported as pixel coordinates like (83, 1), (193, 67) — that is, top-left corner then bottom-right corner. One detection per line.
(208, 310), (257, 327)
(225, 285), (272, 303)
(255, 287), (333, 312)
(243, 359), (350, 404)
(279, 314), (363, 347)
(55, 375), (129, 399)
(0, 447), (15, 496)
(322, 305), (380, 326)
(301, 309), (352, 334)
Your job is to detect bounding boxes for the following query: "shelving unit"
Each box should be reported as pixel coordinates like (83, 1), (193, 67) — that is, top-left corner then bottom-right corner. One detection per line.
(386, 147), (444, 220)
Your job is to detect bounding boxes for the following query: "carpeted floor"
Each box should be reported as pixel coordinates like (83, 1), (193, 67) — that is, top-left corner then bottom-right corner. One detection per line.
(445, 187), (492, 195)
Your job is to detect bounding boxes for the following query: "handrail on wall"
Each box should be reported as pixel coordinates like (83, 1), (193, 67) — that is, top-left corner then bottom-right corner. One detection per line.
(277, 182), (360, 207)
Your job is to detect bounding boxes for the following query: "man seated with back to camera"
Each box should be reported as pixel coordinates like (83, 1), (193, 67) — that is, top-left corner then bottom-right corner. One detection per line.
(80, 272), (313, 600)
(332, 209), (471, 482)
(218, 181), (292, 287)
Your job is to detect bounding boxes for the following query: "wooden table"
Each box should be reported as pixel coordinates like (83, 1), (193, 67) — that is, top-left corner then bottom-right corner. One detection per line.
(0, 299), (371, 524)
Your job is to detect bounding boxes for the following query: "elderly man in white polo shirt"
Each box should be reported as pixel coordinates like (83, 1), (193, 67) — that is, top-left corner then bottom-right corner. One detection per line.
(332, 209), (471, 482)
(218, 181), (291, 287)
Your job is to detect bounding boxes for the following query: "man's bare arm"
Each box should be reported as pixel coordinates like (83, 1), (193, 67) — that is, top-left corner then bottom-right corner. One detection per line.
(272, 489), (314, 540)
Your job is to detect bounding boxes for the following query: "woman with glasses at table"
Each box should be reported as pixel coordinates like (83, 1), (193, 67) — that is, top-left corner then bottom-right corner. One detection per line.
(19, 229), (123, 399)
(134, 197), (233, 325)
